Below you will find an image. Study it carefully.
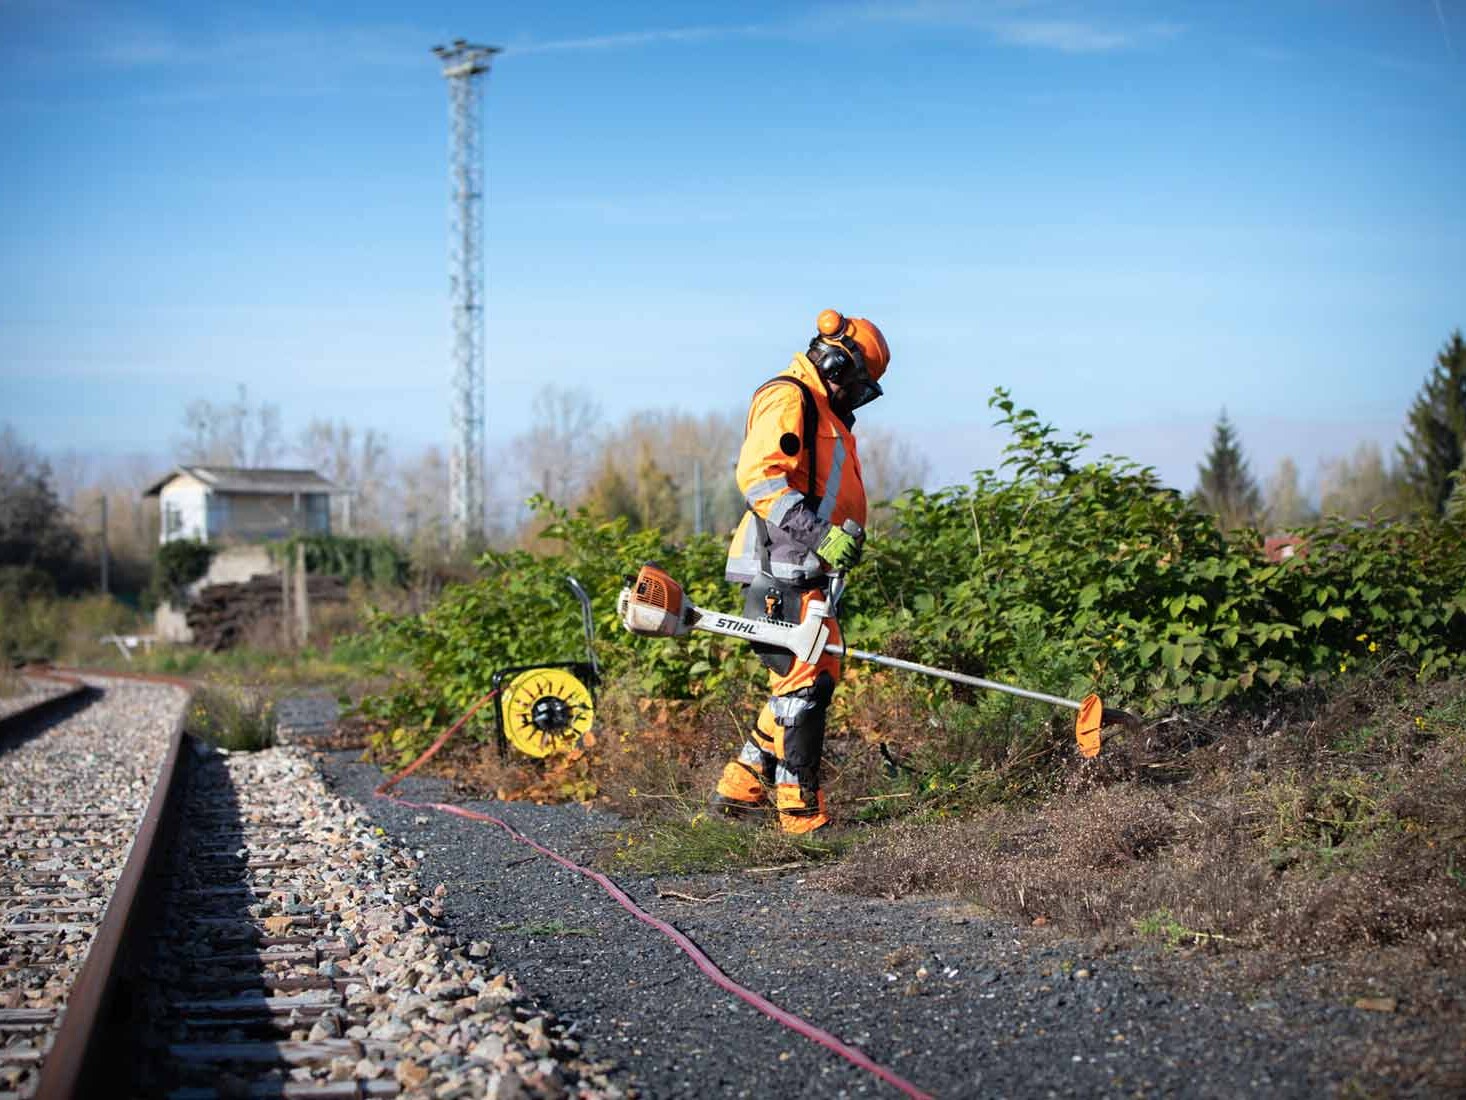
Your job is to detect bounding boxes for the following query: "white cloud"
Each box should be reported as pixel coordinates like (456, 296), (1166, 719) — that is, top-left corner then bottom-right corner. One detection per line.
(504, 24), (771, 56)
(844, 0), (1184, 54)
(988, 17), (1180, 53)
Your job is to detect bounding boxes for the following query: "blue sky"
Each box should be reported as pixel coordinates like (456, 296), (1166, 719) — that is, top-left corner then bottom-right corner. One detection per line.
(1, 0), (1461, 494)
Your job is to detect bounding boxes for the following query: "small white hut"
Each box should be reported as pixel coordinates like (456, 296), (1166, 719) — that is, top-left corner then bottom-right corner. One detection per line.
(143, 466), (339, 545)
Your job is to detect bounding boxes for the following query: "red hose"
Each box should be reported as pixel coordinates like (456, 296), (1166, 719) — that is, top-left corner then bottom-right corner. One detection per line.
(374, 692), (933, 1100)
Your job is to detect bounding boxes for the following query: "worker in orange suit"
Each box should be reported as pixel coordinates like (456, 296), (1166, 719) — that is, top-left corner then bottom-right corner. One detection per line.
(712, 309), (891, 833)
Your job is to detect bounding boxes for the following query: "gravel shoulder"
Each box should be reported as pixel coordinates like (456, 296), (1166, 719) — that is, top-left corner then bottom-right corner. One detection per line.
(318, 751), (1464, 1099)
(1, 675), (188, 1098)
(0, 675), (83, 722)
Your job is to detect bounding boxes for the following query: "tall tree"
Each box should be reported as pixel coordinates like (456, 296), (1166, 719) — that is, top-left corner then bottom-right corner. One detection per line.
(1446, 468), (1466, 523)
(600, 408), (745, 536)
(1318, 442), (1405, 520)
(1193, 410), (1262, 530)
(0, 425), (82, 590)
(296, 419), (390, 533)
(513, 385), (604, 507)
(176, 384), (284, 467)
(1263, 456), (1315, 529)
(581, 457), (637, 526)
(583, 446), (680, 532)
(392, 445), (452, 567)
(858, 426), (933, 509)
(632, 445), (681, 533)
(1397, 330), (1466, 517)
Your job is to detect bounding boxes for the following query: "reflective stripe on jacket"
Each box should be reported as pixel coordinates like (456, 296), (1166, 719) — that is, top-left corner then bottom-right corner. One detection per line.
(724, 353), (867, 585)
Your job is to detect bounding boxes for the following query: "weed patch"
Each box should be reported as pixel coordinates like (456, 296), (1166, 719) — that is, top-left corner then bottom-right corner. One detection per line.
(819, 677), (1466, 959)
(610, 814), (852, 875)
(185, 685), (274, 752)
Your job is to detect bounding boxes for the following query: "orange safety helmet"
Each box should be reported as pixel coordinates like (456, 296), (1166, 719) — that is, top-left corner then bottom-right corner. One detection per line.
(810, 309), (890, 409)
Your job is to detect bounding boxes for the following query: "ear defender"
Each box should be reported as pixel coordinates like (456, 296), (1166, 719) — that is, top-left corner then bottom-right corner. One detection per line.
(810, 309), (866, 384)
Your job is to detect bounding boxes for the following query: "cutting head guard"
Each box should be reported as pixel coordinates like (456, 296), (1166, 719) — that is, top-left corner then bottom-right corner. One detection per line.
(808, 309), (890, 410)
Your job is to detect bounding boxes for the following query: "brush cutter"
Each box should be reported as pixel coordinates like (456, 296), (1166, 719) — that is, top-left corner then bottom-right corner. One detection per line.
(617, 561), (1138, 757)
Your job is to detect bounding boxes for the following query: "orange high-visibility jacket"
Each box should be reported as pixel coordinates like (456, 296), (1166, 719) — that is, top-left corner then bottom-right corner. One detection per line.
(724, 353), (867, 586)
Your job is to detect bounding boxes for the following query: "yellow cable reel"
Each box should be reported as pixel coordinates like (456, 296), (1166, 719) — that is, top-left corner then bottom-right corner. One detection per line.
(498, 666), (595, 759)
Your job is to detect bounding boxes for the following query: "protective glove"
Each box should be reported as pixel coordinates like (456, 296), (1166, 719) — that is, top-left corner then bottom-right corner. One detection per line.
(816, 520), (865, 571)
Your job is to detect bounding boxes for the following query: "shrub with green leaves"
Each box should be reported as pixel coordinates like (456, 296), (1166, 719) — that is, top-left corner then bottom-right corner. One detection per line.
(359, 394), (1466, 764)
(356, 498), (760, 761)
(271, 534), (409, 588)
(849, 392), (1466, 709)
(152, 539), (214, 603)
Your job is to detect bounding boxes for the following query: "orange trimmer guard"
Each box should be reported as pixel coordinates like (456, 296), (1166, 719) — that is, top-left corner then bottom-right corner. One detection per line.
(1075, 693), (1103, 758)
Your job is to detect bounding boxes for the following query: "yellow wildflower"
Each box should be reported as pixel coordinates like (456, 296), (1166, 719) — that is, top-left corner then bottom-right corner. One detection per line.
(1368, 642), (1378, 653)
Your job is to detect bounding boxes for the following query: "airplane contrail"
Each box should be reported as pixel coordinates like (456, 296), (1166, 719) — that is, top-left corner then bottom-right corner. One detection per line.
(1432, 0), (1456, 59)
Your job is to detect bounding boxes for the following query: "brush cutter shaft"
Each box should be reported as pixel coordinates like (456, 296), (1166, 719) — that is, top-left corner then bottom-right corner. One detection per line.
(833, 646), (1083, 711)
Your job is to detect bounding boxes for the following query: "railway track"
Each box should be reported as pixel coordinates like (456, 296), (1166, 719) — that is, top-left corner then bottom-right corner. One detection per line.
(0, 671), (187, 1100)
(3, 671), (608, 1099)
(125, 741), (405, 1099)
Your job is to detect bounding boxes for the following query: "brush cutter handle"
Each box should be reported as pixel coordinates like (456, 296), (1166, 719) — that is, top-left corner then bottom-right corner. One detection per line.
(828, 572), (847, 611)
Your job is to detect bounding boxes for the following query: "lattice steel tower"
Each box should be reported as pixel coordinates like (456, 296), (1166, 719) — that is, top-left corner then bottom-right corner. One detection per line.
(433, 39), (500, 547)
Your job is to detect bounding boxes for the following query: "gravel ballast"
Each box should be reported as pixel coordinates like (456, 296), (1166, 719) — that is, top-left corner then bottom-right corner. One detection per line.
(0, 675), (188, 1098)
(320, 752), (1465, 1098)
(0, 675), (83, 722)
(135, 742), (622, 1099)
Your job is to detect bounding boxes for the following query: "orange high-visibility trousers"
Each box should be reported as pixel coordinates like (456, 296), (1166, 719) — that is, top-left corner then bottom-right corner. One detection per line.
(715, 588), (841, 834)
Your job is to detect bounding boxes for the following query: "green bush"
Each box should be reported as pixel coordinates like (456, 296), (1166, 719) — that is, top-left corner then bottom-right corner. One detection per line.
(152, 539), (214, 603)
(271, 534), (409, 588)
(185, 685), (273, 751)
(356, 497), (758, 759)
(851, 392), (1466, 709)
(0, 593), (140, 665)
(358, 393), (1466, 761)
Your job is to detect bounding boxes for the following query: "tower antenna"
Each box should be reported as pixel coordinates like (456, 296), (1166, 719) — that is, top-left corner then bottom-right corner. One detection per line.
(432, 39), (501, 548)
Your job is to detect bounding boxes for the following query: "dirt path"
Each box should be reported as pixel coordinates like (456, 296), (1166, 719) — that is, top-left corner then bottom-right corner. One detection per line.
(318, 751), (1463, 1098)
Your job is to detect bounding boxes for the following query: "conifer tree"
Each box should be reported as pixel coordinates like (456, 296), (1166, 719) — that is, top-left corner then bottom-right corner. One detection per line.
(1263, 456), (1315, 529)
(1193, 410), (1262, 530)
(1397, 330), (1466, 517)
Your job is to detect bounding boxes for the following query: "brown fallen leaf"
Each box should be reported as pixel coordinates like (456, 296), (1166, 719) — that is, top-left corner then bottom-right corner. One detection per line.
(1353, 997), (1397, 1013)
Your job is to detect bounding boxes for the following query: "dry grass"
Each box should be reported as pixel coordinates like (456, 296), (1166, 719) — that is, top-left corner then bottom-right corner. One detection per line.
(376, 654), (1466, 964)
(818, 676), (1466, 959)
(185, 684), (275, 752)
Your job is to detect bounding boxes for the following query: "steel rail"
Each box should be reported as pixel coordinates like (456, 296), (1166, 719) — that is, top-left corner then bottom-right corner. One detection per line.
(0, 667), (95, 737)
(33, 672), (194, 1100)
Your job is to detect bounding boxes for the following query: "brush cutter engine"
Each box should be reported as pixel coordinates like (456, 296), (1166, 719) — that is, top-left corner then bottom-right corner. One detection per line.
(619, 563), (834, 664)
(617, 563), (692, 637)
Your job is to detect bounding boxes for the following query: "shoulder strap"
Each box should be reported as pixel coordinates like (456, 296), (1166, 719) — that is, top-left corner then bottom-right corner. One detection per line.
(750, 375), (818, 503)
(749, 375), (820, 579)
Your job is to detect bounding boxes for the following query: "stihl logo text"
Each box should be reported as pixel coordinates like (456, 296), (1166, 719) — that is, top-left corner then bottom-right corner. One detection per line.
(714, 617), (758, 635)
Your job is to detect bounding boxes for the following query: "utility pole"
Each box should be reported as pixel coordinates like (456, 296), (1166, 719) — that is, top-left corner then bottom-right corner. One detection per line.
(432, 39), (501, 550)
(98, 496), (109, 595)
(693, 460), (704, 536)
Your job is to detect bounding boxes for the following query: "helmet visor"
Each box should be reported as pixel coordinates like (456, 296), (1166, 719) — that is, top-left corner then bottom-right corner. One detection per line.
(841, 373), (884, 410)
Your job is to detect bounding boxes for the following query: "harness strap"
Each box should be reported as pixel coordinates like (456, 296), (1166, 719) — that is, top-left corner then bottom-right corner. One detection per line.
(750, 376), (819, 578)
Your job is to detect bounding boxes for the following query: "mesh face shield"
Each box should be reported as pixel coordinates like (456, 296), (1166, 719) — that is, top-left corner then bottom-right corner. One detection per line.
(839, 371), (884, 410)
(811, 341), (884, 410)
